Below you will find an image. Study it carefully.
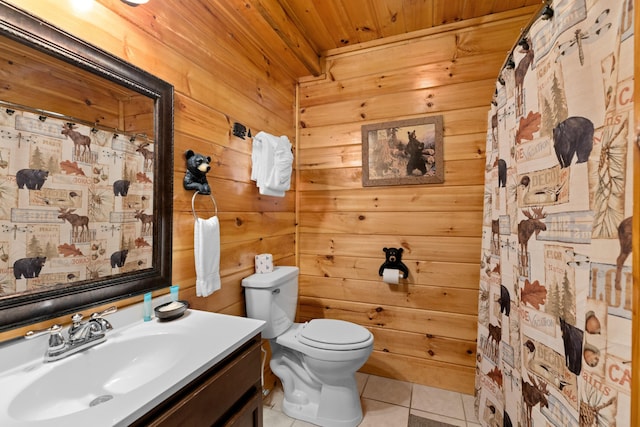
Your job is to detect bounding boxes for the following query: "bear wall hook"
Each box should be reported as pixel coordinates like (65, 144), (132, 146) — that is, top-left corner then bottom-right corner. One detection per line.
(183, 149), (212, 195)
(378, 247), (409, 279)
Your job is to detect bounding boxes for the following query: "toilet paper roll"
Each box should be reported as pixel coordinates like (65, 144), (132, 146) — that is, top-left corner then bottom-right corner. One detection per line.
(382, 268), (401, 285)
(255, 253), (274, 274)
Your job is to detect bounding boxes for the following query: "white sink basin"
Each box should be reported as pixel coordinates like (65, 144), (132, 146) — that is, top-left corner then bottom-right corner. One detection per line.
(8, 333), (189, 421)
(0, 306), (264, 427)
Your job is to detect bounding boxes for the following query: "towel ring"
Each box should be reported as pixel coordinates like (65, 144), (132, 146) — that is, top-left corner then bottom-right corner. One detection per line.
(191, 191), (218, 220)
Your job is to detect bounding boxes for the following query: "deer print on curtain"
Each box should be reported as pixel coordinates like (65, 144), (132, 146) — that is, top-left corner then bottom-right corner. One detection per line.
(0, 107), (155, 296)
(475, 0), (634, 426)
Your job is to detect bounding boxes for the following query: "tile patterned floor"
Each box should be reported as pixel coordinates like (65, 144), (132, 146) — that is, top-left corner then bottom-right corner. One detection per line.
(262, 373), (481, 427)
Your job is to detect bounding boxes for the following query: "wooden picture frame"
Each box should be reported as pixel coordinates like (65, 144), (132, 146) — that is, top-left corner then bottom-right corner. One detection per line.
(362, 116), (444, 187)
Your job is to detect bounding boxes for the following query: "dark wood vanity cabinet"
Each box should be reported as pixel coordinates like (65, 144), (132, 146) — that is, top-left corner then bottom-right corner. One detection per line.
(131, 334), (263, 427)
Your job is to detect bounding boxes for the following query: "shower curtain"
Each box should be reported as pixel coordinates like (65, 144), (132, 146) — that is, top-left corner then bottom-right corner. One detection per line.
(474, 0), (634, 426)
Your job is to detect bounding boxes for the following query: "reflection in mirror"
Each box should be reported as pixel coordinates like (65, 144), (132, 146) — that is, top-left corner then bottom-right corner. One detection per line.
(0, 1), (174, 331)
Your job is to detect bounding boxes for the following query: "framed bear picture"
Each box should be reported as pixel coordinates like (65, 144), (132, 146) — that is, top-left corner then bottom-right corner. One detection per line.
(361, 116), (444, 187)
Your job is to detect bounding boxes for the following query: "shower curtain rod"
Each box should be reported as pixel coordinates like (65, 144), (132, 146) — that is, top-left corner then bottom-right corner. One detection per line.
(497, 1), (549, 77)
(0, 99), (154, 144)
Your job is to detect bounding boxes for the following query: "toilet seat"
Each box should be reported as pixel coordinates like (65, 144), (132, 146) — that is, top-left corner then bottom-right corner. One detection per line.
(297, 319), (372, 351)
(275, 322), (373, 363)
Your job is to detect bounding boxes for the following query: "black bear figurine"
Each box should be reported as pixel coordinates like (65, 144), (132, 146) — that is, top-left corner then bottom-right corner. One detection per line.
(183, 149), (212, 195)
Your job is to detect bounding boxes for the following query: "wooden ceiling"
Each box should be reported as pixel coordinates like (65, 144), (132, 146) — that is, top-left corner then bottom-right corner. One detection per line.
(248, 0), (542, 76)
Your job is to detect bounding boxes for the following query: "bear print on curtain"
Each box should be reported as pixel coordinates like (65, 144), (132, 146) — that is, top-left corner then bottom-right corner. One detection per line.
(475, 0), (633, 426)
(0, 108), (155, 297)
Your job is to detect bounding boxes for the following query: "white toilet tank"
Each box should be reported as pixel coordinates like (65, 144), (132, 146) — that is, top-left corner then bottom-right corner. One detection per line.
(241, 266), (299, 339)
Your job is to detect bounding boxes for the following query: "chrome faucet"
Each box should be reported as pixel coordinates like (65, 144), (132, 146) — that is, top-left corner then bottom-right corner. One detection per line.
(25, 306), (117, 362)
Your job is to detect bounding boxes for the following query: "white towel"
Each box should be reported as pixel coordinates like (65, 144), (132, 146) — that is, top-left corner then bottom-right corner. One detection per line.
(259, 185), (285, 197)
(251, 131), (293, 197)
(194, 216), (221, 297)
(266, 136), (293, 192)
(251, 137), (262, 182)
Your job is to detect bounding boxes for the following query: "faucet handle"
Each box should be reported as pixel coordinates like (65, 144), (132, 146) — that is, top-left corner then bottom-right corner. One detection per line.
(24, 324), (62, 340)
(90, 306), (117, 332)
(90, 305), (117, 320)
(24, 324), (65, 352)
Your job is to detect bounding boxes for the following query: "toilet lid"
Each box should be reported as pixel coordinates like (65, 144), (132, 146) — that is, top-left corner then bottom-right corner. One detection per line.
(297, 319), (372, 350)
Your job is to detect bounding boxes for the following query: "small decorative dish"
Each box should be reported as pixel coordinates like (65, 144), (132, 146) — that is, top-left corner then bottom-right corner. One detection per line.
(154, 300), (189, 321)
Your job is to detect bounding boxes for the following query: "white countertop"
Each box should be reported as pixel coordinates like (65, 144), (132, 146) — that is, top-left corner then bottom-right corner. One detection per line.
(0, 302), (265, 427)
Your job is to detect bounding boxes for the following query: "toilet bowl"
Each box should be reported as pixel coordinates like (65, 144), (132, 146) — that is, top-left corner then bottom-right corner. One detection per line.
(242, 267), (374, 427)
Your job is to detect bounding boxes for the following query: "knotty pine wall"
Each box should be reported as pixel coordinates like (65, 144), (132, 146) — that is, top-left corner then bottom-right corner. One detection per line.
(2, 0), (539, 396)
(296, 8), (538, 394)
(1, 0), (296, 334)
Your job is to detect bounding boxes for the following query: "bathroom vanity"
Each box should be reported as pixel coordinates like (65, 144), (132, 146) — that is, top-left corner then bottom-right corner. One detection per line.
(130, 333), (263, 426)
(0, 306), (265, 427)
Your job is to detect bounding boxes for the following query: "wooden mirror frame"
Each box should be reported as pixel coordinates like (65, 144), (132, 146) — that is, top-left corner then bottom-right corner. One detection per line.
(0, 2), (174, 331)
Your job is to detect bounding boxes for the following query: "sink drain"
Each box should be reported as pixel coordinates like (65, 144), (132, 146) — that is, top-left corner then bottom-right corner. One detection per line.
(89, 395), (113, 407)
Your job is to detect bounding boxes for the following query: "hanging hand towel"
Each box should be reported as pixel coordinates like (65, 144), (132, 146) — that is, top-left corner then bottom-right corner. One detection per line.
(194, 215), (221, 297)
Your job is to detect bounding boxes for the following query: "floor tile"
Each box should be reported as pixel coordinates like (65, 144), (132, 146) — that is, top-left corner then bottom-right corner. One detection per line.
(263, 374), (475, 427)
(265, 386), (286, 412)
(263, 407), (295, 427)
(359, 398), (410, 427)
(291, 420), (318, 427)
(461, 394), (479, 423)
(410, 409), (465, 427)
(356, 371), (369, 396)
(362, 375), (412, 407)
(411, 384), (465, 420)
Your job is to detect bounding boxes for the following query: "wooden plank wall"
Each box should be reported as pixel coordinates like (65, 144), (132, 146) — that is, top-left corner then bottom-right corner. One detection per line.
(4, 0), (297, 332)
(4, 0), (541, 397)
(296, 8), (538, 394)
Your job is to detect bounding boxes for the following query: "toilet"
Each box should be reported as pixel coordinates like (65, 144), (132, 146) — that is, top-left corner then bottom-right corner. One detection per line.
(242, 266), (373, 427)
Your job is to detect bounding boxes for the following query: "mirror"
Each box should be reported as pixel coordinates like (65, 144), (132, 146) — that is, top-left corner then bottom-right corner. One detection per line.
(0, 2), (174, 331)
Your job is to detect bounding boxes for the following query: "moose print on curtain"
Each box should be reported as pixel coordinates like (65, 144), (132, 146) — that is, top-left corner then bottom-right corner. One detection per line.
(0, 107), (155, 297)
(475, 0), (633, 426)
